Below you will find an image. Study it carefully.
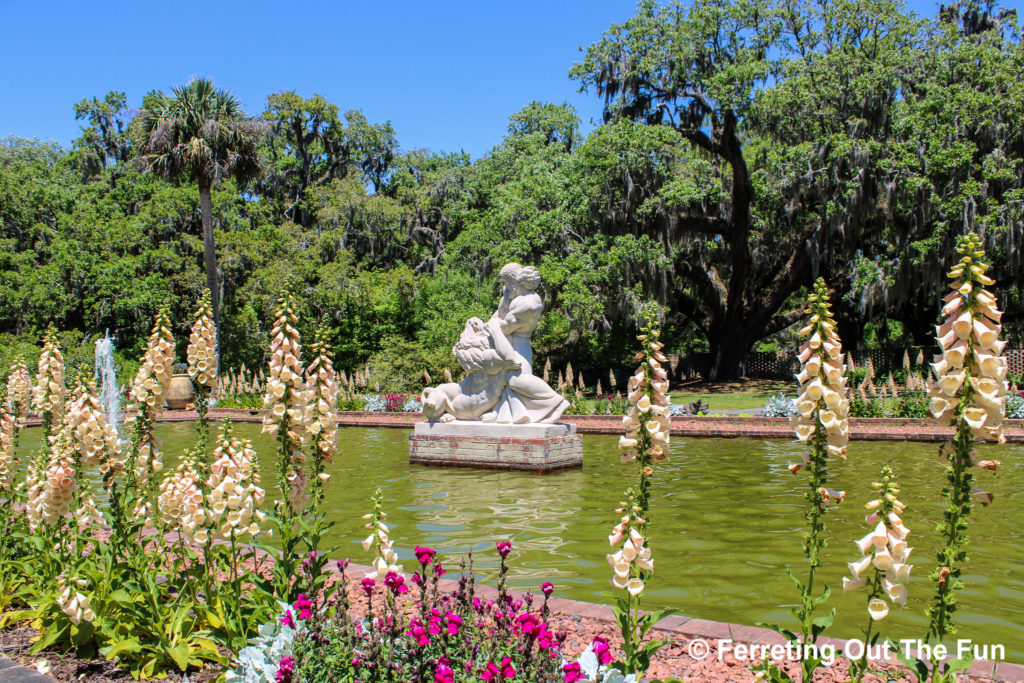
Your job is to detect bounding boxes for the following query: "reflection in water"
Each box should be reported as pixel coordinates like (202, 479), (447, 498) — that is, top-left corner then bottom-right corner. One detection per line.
(405, 464), (585, 582)
(11, 423), (1024, 661)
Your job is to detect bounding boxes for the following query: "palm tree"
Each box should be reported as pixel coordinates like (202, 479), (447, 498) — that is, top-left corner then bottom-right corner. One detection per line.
(137, 78), (265, 332)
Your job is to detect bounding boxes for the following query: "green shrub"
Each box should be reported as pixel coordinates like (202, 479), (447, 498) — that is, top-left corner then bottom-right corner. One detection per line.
(216, 391), (263, 409)
(362, 338), (454, 393)
(849, 395), (887, 417)
(894, 390), (929, 418)
(337, 394), (367, 412)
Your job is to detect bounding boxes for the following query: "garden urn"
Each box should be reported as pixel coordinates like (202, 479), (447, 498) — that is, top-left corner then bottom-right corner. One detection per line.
(166, 373), (195, 410)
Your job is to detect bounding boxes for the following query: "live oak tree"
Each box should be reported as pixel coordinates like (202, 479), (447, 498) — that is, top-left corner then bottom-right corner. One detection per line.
(848, 1), (1024, 346)
(571, 0), (921, 377)
(260, 92), (397, 227)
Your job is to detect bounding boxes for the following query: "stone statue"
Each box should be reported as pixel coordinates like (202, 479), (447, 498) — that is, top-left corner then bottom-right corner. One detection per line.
(421, 263), (569, 424)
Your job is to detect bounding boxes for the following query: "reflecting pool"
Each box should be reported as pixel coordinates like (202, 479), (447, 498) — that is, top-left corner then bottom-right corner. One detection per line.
(14, 423), (1024, 660)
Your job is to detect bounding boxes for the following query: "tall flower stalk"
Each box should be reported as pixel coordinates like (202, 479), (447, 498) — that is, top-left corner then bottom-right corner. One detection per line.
(126, 307), (175, 532)
(922, 233), (1007, 681)
(760, 278), (849, 683)
(65, 380), (122, 472)
(610, 315), (673, 677)
(262, 292), (310, 519)
(33, 327), (66, 449)
(361, 487), (402, 580)
(188, 290), (218, 455)
(844, 466), (912, 683)
(304, 326), (337, 510)
(6, 360), (31, 448)
(0, 411), (13, 494)
(263, 292), (314, 603)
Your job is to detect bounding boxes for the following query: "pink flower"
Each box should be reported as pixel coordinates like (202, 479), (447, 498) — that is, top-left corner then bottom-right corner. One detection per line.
(415, 545), (436, 565)
(279, 610), (296, 629)
(563, 661), (583, 682)
(435, 562), (447, 577)
(434, 658), (455, 683)
(360, 578), (376, 594)
(294, 594), (314, 620)
(408, 619), (431, 646)
(385, 571), (409, 594)
(500, 656), (516, 679)
(541, 582), (554, 597)
(481, 662), (499, 682)
(538, 626), (556, 650)
(446, 612), (463, 635)
(592, 635), (613, 665)
(496, 541), (512, 559)
(275, 655), (295, 683)
(516, 613), (542, 637)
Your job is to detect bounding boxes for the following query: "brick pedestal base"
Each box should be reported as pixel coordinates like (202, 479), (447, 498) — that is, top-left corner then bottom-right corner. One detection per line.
(409, 421), (583, 471)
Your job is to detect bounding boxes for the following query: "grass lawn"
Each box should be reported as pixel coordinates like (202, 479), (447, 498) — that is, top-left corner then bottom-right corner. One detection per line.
(669, 378), (796, 412)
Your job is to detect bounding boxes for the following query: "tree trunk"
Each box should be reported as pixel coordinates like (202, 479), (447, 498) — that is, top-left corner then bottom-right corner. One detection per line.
(706, 326), (755, 381)
(199, 181), (220, 358)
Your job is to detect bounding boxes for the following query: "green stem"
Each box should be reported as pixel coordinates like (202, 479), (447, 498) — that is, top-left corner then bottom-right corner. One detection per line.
(853, 571), (884, 683)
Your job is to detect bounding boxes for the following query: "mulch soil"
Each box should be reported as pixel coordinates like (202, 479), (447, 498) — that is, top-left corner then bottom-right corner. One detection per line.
(0, 564), (1004, 683)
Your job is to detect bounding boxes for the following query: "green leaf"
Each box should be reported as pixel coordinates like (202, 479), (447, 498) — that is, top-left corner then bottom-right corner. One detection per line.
(29, 623), (69, 654)
(942, 655), (973, 675)
(811, 584), (832, 607)
(811, 609), (834, 637)
(167, 642), (190, 671)
(757, 621), (798, 642)
(102, 637), (143, 659)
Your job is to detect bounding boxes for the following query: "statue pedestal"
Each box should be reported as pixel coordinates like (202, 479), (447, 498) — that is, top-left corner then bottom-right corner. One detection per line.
(409, 421), (582, 471)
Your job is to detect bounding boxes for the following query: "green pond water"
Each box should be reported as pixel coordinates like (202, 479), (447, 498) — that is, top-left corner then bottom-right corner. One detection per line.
(15, 423), (1024, 661)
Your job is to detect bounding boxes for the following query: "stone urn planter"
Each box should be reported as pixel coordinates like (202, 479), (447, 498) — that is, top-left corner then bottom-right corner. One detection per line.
(166, 373), (195, 410)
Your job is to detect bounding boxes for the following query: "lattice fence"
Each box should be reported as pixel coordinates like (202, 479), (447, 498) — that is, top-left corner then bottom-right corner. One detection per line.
(660, 348), (1024, 383)
(1008, 348), (1024, 378)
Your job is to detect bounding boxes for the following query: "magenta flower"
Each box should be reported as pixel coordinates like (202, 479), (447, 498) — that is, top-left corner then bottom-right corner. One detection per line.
(500, 656), (516, 679)
(516, 612), (543, 637)
(279, 609), (296, 629)
(434, 657), (455, 683)
(435, 562), (447, 577)
(275, 655), (295, 683)
(415, 545), (436, 565)
(538, 626), (556, 650)
(294, 594), (314, 620)
(481, 662), (499, 682)
(563, 661), (583, 682)
(337, 558), (350, 573)
(446, 612), (463, 635)
(496, 541), (512, 559)
(360, 577), (376, 594)
(408, 619), (431, 646)
(541, 581), (554, 597)
(384, 571), (409, 594)
(592, 635), (613, 665)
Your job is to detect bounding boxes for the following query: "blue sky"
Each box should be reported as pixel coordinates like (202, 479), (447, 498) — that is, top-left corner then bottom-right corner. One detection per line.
(1, 0), (1017, 160)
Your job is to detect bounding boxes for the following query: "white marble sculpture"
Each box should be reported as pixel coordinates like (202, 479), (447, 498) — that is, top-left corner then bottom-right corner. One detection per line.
(421, 263), (570, 424)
